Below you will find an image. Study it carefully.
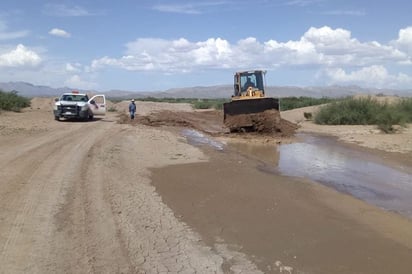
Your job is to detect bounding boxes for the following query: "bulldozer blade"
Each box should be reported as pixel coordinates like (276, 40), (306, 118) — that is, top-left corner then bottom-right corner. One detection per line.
(223, 98), (279, 119)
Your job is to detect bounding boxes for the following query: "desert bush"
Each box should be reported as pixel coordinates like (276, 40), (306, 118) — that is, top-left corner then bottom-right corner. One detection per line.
(376, 110), (402, 133)
(122, 96), (337, 111)
(192, 99), (227, 110)
(314, 96), (412, 133)
(396, 98), (412, 118)
(280, 96), (336, 111)
(131, 97), (228, 110)
(0, 90), (30, 112)
(136, 97), (196, 104)
(315, 97), (380, 125)
(107, 106), (117, 112)
(303, 112), (313, 120)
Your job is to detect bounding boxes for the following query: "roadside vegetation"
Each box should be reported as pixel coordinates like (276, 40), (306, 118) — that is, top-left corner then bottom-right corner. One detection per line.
(0, 90), (31, 112)
(110, 95), (412, 133)
(117, 97), (230, 110)
(314, 96), (412, 133)
(279, 96), (336, 111)
(107, 106), (118, 112)
(119, 96), (335, 111)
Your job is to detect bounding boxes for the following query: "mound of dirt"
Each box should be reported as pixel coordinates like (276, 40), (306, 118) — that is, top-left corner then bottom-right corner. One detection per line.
(28, 97), (55, 111)
(117, 112), (138, 124)
(224, 109), (297, 135)
(118, 108), (298, 138)
(134, 110), (227, 135)
(113, 100), (194, 116)
(138, 112), (193, 128)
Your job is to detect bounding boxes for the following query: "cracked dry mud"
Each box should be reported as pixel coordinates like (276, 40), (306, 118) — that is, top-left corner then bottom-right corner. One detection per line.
(1, 98), (412, 274)
(0, 101), (264, 273)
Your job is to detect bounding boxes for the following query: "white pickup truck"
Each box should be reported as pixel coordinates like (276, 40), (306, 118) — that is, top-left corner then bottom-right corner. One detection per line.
(53, 91), (106, 121)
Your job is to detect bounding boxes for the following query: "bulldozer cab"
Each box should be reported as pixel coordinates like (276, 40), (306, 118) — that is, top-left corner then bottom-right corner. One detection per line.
(225, 70), (280, 132)
(234, 70), (266, 97)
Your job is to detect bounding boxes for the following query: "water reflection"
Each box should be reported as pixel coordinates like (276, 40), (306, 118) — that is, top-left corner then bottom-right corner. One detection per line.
(181, 129), (412, 219)
(278, 134), (412, 218)
(181, 129), (224, 151)
(229, 142), (280, 166)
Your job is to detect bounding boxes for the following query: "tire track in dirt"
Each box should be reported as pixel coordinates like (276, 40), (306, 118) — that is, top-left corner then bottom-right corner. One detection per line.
(36, 122), (117, 274)
(0, 125), (86, 203)
(0, 120), (113, 273)
(48, 126), (135, 273)
(83, 129), (138, 273)
(0, 110), (264, 273)
(0, 129), (83, 271)
(83, 125), (225, 273)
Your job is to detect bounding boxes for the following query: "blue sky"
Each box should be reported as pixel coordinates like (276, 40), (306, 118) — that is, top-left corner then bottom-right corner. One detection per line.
(0, 0), (411, 92)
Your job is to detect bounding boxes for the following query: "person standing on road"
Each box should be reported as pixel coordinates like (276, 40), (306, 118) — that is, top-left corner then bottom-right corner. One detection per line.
(129, 99), (136, 119)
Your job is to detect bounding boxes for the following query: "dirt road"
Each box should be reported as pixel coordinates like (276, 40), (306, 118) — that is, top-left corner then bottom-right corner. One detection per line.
(0, 108), (245, 273)
(1, 99), (412, 273)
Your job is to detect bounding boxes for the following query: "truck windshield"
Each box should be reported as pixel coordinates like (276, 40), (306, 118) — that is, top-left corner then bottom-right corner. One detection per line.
(61, 94), (89, 102)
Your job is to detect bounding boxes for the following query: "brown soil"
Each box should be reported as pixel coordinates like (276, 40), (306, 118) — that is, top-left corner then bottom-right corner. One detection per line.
(119, 109), (298, 140)
(225, 109), (285, 133)
(1, 97), (412, 273)
(138, 110), (228, 135)
(152, 148), (412, 274)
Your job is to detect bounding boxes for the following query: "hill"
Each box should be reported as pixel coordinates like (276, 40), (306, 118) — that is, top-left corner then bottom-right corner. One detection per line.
(0, 81), (411, 99)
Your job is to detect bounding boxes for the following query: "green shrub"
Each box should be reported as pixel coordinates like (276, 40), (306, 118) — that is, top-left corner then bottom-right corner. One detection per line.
(280, 96), (336, 111)
(125, 96), (337, 111)
(131, 97), (228, 110)
(303, 112), (313, 120)
(397, 98), (412, 120)
(191, 99), (227, 110)
(192, 100), (214, 109)
(0, 90), (31, 112)
(314, 96), (412, 133)
(376, 111), (399, 133)
(107, 106), (117, 112)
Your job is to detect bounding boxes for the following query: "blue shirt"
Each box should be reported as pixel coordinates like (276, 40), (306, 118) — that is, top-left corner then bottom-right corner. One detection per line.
(129, 102), (136, 112)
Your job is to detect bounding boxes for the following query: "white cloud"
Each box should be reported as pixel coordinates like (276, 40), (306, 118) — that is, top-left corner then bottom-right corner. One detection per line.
(90, 26), (410, 74)
(92, 37), (235, 72)
(321, 10), (366, 16)
(63, 63), (97, 89)
(0, 20), (29, 40)
(0, 44), (41, 67)
(3, 24), (410, 90)
(325, 65), (412, 88)
(64, 74), (97, 89)
(152, 4), (200, 14)
(285, 0), (323, 7)
(392, 26), (412, 57)
(49, 28), (71, 38)
(43, 4), (93, 16)
(66, 63), (82, 72)
(152, 2), (229, 14)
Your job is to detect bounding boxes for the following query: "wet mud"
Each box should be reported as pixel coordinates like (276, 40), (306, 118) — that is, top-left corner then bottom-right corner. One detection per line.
(276, 133), (412, 219)
(122, 108), (412, 273)
(151, 142), (412, 274)
(119, 109), (298, 138)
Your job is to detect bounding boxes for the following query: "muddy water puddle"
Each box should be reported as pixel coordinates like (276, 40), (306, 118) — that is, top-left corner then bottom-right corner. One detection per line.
(181, 129), (225, 151)
(276, 134), (412, 219)
(182, 130), (412, 219)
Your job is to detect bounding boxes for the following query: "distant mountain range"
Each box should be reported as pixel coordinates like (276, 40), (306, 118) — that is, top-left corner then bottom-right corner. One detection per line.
(0, 81), (411, 99)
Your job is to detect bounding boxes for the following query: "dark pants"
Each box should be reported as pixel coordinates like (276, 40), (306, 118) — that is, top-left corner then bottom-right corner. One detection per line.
(130, 111), (135, 119)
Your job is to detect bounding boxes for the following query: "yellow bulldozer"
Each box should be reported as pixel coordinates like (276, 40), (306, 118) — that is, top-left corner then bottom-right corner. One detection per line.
(223, 70), (280, 132)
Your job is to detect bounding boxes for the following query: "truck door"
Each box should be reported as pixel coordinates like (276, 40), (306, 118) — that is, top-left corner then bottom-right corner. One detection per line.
(89, 95), (106, 116)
